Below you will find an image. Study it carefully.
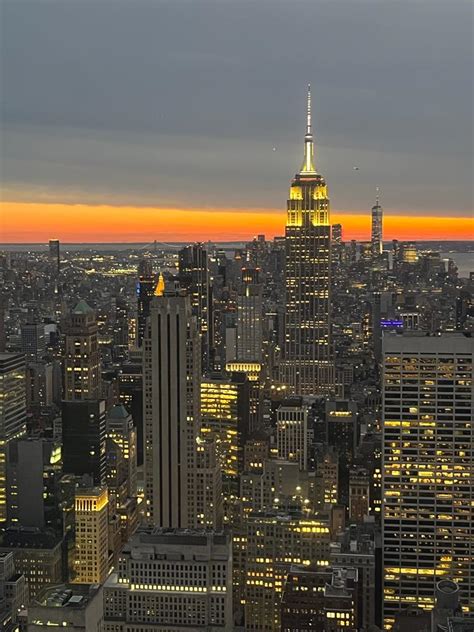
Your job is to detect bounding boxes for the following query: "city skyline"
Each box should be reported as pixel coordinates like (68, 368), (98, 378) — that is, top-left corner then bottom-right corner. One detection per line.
(1, 0), (473, 244)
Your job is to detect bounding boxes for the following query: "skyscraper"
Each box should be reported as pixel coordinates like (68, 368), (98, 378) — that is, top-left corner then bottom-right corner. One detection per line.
(63, 300), (100, 401)
(62, 301), (105, 485)
(48, 239), (60, 275)
(236, 267), (263, 363)
(178, 243), (211, 371)
(0, 354), (27, 525)
(371, 194), (383, 256)
(73, 485), (109, 585)
(382, 332), (474, 628)
(136, 258), (155, 348)
(276, 399), (308, 470)
(143, 291), (200, 528)
(21, 321), (45, 363)
(281, 86), (334, 396)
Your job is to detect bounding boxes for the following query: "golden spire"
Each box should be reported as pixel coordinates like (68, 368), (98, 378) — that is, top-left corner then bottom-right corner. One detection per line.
(300, 84), (317, 175)
(154, 272), (165, 296)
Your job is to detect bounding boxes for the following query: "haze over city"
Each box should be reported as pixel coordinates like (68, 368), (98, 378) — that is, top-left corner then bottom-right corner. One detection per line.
(1, 0), (473, 242)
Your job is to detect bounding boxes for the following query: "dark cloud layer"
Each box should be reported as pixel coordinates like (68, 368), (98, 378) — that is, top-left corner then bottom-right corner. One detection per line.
(1, 0), (473, 215)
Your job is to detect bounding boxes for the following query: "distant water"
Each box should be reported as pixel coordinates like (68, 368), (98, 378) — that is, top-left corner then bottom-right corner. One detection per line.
(441, 252), (473, 278)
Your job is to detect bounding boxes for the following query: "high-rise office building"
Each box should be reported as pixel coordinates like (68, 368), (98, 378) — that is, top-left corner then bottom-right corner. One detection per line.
(7, 438), (62, 530)
(62, 399), (106, 485)
(276, 399), (308, 470)
(0, 551), (27, 630)
(136, 259), (155, 348)
(382, 332), (474, 628)
(332, 223), (343, 244)
(236, 267), (263, 363)
(103, 528), (233, 631)
(73, 485), (109, 585)
(62, 301), (105, 485)
(21, 322), (45, 363)
(0, 530), (63, 600)
(48, 239), (60, 275)
(371, 195), (383, 256)
(63, 300), (100, 401)
(201, 374), (250, 498)
(281, 566), (359, 632)
(244, 509), (332, 631)
(143, 291), (200, 528)
(281, 85), (334, 395)
(0, 353), (27, 526)
(325, 400), (358, 505)
(178, 242), (211, 370)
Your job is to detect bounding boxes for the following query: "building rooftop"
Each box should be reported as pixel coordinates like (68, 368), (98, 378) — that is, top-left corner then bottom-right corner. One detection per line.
(34, 583), (101, 609)
(107, 404), (130, 420)
(72, 299), (94, 315)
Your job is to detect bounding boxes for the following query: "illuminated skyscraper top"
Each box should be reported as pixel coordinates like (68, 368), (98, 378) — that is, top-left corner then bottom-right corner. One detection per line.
(281, 86), (334, 396)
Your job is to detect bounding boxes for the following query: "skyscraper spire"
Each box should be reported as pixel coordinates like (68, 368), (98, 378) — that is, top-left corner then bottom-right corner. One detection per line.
(300, 83), (316, 175)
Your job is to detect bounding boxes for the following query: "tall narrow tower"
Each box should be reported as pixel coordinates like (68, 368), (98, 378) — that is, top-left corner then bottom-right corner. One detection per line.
(371, 191), (383, 256)
(143, 291), (200, 528)
(282, 86), (334, 395)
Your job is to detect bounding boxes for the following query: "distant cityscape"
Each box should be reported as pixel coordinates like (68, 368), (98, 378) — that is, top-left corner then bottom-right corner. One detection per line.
(0, 87), (473, 632)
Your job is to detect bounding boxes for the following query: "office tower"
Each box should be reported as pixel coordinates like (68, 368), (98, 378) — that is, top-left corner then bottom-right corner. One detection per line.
(240, 458), (309, 517)
(325, 400), (358, 504)
(331, 522), (382, 630)
(281, 85), (334, 395)
(195, 435), (223, 529)
(106, 404), (137, 501)
(201, 374), (250, 498)
(382, 332), (474, 628)
(143, 292), (199, 528)
(0, 530), (63, 600)
(73, 485), (109, 584)
(178, 243), (211, 370)
(332, 223), (343, 244)
(118, 360), (144, 465)
(0, 551), (27, 630)
(236, 267), (263, 363)
(0, 353), (27, 526)
(314, 446), (339, 507)
(244, 509), (332, 631)
(48, 239), (60, 275)
(348, 466), (370, 523)
(62, 301), (105, 485)
(136, 259), (155, 348)
(225, 361), (263, 434)
(276, 398), (309, 470)
(281, 566), (359, 632)
(63, 300), (100, 401)
(62, 400), (106, 485)
(7, 438), (62, 530)
(21, 322), (45, 362)
(103, 528), (233, 631)
(27, 583), (104, 631)
(25, 361), (53, 408)
(105, 405), (138, 543)
(371, 194), (383, 257)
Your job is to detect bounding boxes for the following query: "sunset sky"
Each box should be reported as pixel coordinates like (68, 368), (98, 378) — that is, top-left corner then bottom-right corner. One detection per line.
(1, 0), (473, 243)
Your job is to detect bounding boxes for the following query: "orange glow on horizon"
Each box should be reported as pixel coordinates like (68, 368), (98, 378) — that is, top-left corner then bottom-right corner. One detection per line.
(0, 200), (472, 243)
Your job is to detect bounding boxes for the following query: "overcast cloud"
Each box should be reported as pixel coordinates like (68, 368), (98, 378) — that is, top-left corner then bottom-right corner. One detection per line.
(1, 0), (473, 215)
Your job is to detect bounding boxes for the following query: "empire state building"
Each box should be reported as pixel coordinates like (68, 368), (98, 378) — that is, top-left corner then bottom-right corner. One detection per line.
(281, 86), (334, 396)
